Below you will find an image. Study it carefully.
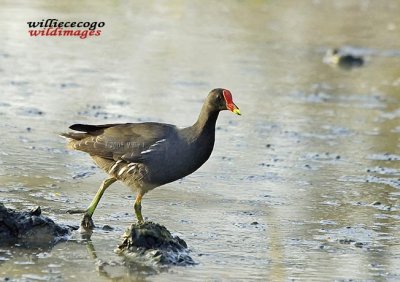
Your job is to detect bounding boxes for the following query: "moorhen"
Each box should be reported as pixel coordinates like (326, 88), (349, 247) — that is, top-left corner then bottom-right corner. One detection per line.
(323, 48), (364, 69)
(62, 88), (240, 229)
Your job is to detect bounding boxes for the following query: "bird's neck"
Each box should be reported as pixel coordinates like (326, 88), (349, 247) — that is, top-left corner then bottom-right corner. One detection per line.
(192, 103), (219, 137)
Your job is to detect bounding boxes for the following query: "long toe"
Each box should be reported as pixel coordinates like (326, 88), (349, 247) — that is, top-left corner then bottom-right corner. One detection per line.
(66, 209), (87, 214)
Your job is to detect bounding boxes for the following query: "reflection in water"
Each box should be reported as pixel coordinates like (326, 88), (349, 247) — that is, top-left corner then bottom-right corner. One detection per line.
(1, 0), (400, 280)
(84, 237), (159, 280)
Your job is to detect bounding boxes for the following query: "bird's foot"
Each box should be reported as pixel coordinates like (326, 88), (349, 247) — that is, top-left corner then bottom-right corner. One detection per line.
(80, 213), (95, 230)
(66, 209), (95, 233)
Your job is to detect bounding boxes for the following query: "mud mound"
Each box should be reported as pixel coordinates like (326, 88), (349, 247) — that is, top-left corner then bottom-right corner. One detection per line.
(117, 221), (195, 267)
(0, 203), (72, 247)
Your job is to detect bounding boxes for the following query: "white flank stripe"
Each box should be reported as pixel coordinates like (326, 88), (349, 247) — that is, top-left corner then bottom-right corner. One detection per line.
(128, 165), (136, 173)
(150, 139), (166, 148)
(118, 166), (127, 176)
(109, 160), (122, 173)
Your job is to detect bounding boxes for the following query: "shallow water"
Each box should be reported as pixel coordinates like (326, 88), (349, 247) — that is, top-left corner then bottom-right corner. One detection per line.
(1, 0), (400, 281)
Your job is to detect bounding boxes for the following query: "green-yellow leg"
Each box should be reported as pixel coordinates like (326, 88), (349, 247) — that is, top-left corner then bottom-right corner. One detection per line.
(81, 177), (117, 229)
(134, 193), (144, 224)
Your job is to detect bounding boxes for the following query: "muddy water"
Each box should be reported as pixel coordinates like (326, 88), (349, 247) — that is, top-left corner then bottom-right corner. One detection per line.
(1, 0), (400, 281)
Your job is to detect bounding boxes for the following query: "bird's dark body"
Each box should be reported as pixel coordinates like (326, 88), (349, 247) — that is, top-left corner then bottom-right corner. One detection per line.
(338, 55), (364, 68)
(63, 119), (216, 194)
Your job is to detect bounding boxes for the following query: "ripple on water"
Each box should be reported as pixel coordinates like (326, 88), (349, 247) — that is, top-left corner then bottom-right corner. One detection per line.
(368, 153), (400, 161)
(291, 90), (387, 109)
(366, 176), (400, 190)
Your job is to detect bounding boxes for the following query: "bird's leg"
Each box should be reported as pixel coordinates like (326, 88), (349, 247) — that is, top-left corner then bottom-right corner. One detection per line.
(68, 177), (117, 230)
(85, 177), (117, 217)
(134, 193), (144, 224)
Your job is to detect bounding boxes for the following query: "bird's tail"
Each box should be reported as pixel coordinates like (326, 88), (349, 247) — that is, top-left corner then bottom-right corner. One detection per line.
(59, 132), (90, 149)
(60, 123), (114, 150)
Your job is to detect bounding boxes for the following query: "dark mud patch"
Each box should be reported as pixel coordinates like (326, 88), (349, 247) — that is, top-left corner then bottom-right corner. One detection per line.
(297, 151), (342, 171)
(117, 222), (195, 268)
(59, 82), (80, 89)
(291, 90), (386, 109)
(233, 221), (266, 231)
(368, 153), (400, 161)
(108, 99), (131, 107)
(301, 152), (342, 162)
(366, 166), (400, 175)
(281, 126), (353, 146)
(77, 104), (125, 120)
(71, 171), (95, 180)
(17, 107), (45, 117)
(65, 163), (97, 180)
(340, 173), (400, 190)
(0, 204), (73, 248)
(316, 226), (379, 250)
(241, 172), (281, 182)
(353, 201), (395, 212)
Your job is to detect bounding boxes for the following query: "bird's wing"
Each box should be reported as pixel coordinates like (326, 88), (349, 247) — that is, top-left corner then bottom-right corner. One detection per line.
(67, 122), (176, 162)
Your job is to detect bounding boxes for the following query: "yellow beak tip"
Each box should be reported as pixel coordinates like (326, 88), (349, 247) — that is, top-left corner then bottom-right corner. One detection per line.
(233, 109), (241, 115)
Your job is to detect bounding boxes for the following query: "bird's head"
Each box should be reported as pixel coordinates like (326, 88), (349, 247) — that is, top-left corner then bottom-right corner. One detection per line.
(207, 88), (241, 115)
(323, 48), (341, 65)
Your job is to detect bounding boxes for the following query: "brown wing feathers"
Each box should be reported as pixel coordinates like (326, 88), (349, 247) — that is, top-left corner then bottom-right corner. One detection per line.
(61, 123), (175, 162)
